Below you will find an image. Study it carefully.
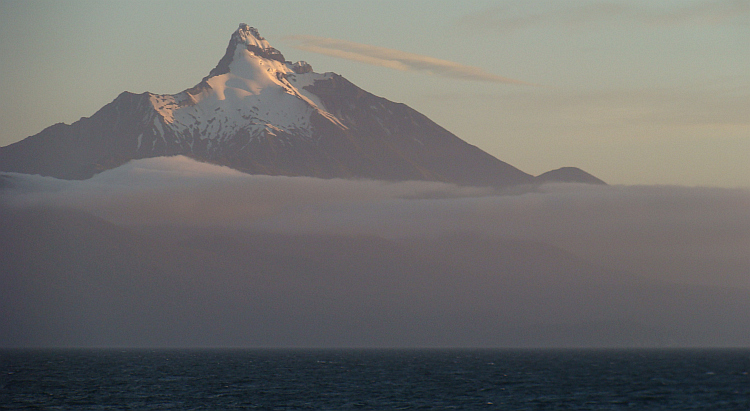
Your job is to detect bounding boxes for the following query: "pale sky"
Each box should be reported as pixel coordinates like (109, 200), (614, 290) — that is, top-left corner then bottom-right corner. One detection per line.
(0, 0), (748, 187)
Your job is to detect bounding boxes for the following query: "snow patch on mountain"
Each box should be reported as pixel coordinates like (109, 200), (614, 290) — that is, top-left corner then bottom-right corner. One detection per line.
(145, 24), (344, 148)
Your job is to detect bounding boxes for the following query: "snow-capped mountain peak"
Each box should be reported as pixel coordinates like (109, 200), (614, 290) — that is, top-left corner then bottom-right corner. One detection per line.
(1, 23), (549, 187)
(233, 24), (280, 58)
(206, 23), (288, 80)
(143, 24), (345, 155)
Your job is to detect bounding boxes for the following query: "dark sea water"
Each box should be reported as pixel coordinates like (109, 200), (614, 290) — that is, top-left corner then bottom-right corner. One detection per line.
(1, 349), (748, 410)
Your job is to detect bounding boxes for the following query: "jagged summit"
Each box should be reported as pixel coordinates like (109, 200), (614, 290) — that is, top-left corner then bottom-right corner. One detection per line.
(0, 23), (601, 187)
(205, 24), (287, 80)
(234, 24), (280, 56)
(143, 24), (345, 158)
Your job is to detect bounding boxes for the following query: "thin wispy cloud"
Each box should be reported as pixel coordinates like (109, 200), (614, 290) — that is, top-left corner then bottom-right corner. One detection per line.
(457, 0), (749, 32)
(644, 0), (749, 26)
(284, 35), (534, 85)
(422, 84), (750, 134)
(457, 3), (630, 33)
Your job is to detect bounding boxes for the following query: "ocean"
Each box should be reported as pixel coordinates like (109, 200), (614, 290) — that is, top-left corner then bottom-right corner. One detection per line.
(1, 349), (748, 410)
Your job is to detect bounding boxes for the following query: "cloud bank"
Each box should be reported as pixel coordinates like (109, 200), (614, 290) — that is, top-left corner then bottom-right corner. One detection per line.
(2, 157), (749, 347)
(4, 156), (748, 288)
(284, 35), (533, 85)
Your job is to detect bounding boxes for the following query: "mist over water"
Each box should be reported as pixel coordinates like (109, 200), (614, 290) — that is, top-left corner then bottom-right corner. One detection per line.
(1, 156), (749, 347)
(5, 156), (747, 287)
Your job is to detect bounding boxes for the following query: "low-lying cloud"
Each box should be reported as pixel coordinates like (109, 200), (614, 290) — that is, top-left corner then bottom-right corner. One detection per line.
(284, 35), (533, 85)
(4, 156), (748, 289)
(2, 156), (749, 347)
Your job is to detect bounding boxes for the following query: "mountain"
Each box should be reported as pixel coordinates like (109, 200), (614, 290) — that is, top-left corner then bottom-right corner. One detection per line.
(536, 167), (606, 185)
(0, 24), (596, 187)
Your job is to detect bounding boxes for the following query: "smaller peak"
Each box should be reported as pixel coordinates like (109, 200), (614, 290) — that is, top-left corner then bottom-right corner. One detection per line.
(291, 61), (313, 74)
(536, 167), (606, 185)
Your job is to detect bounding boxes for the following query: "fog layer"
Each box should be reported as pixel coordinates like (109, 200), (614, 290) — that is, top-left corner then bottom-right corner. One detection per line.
(5, 156), (747, 287)
(2, 156), (748, 347)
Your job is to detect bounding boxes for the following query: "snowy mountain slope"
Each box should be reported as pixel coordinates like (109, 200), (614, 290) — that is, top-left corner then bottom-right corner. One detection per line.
(144, 24), (345, 153)
(0, 23), (585, 187)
